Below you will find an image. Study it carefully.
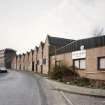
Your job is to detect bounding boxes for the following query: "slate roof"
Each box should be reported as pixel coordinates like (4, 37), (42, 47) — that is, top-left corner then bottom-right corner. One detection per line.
(47, 35), (75, 47)
(50, 35), (105, 55)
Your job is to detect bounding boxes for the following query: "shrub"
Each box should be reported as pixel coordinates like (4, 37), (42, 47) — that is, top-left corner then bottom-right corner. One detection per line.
(49, 65), (79, 81)
(74, 78), (91, 87)
(49, 65), (105, 89)
(49, 65), (63, 80)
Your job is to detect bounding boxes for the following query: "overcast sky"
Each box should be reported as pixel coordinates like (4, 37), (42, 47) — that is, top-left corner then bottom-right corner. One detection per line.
(0, 0), (105, 54)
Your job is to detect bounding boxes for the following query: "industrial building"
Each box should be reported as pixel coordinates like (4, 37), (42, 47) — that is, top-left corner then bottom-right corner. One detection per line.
(11, 35), (105, 80)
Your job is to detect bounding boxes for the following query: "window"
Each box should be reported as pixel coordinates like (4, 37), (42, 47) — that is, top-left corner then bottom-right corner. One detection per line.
(74, 59), (86, 69)
(98, 57), (105, 70)
(74, 60), (79, 68)
(43, 59), (46, 65)
(80, 59), (86, 69)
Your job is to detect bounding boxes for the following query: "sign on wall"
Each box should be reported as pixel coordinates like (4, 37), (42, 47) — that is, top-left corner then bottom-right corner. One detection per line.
(72, 50), (86, 59)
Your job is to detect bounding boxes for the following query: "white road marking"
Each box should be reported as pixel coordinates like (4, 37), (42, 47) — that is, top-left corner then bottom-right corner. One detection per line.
(60, 91), (74, 105)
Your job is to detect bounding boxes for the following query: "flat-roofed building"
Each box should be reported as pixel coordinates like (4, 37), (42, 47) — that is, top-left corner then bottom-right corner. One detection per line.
(0, 48), (16, 69)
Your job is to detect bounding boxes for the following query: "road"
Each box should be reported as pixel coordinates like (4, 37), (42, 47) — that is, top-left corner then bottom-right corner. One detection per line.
(0, 70), (67, 105)
(0, 70), (105, 105)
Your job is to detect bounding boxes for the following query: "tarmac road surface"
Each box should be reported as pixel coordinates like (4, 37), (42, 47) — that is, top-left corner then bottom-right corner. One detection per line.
(0, 70), (67, 105)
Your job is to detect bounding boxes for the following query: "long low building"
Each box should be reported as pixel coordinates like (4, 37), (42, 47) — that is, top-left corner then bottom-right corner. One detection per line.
(11, 35), (105, 80)
(50, 35), (105, 80)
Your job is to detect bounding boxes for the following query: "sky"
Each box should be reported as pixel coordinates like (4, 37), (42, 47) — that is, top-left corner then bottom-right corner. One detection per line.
(0, 0), (105, 54)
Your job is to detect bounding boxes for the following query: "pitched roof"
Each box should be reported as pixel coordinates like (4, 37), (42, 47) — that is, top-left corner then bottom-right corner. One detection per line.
(51, 35), (105, 55)
(41, 41), (44, 48)
(47, 35), (75, 47)
(35, 46), (39, 51)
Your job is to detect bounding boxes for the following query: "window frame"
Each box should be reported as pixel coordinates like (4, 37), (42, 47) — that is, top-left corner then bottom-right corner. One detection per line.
(73, 58), (86, 70)
(74, 60), (79, 69)
(98, 56), (105, 71)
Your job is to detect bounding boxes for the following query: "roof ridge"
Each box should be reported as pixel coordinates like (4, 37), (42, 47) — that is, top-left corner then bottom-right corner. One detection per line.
(48, 35), (75, 41)
(78, 35), (105, 41)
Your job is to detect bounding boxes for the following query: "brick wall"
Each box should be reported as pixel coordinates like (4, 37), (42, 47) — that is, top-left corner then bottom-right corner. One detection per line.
(50, 46), (105, 80)
(86, 46), (105, 80)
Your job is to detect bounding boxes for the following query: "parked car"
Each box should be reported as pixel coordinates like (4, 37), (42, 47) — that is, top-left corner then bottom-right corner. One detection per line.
(0, 67), (7, 73)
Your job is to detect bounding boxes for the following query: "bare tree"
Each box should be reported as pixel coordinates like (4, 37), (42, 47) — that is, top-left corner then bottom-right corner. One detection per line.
(92, 25), (104, 37)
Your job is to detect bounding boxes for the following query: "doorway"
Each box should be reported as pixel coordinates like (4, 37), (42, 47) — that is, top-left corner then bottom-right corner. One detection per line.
(40, 65), (43, 74)
(32, 61), (34, 71)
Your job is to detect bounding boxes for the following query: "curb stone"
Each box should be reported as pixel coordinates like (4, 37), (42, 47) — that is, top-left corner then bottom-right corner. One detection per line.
(46, 79), (105, 98)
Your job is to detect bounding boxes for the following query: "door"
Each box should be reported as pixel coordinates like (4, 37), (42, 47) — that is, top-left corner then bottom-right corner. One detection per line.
(32, 61), (34, 71)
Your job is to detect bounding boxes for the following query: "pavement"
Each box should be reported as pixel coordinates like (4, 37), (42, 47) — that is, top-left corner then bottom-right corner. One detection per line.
(46, 78), (105, 98)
